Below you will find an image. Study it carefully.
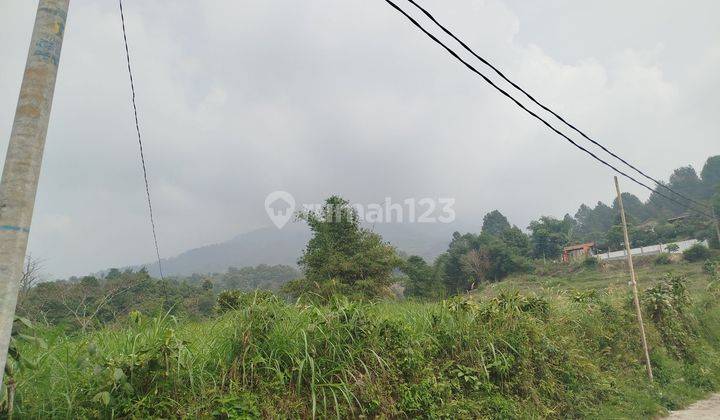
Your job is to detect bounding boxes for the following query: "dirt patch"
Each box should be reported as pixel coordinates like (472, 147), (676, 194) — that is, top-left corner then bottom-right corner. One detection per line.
(666, 394), (720, 419)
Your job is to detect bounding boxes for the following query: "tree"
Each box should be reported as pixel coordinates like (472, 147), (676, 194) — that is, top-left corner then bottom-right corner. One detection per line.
(669, 166), (704, 201)
(17, 254), (42, 310)
(612, 193), (648, 222)
(441, 232), (475, 294)
(221, 265), (299, 291)
(439, 231), (531, 294)
(528, 216), (571, 260)
(574, 202), (615, 243)
(460, 249), (492, 289)
(683, 243), (711, 262)
(500, 225), (531, 256)
(481, 210), (511, 237)
(283, 196), (402, 302)
(401, 256), (444, 299)
(701, 155), (720, 196)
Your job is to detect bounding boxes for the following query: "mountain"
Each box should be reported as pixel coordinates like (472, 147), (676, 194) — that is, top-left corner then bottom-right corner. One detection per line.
(137, 221), (471, 277)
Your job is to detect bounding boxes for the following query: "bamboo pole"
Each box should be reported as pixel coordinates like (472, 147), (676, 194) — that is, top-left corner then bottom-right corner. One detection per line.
(712, 206), (720, 248)
(614, 176), (653, 381)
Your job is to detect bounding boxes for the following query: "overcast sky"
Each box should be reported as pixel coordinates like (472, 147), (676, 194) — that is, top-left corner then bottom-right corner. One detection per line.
(1, 0), (718, 278)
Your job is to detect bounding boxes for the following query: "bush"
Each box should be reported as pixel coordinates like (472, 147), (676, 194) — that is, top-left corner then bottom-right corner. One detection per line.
(10, 280), (720, 418)
(683, 243), (711, 262)
(642, 274), (695, 358)
(215, 289), (276, 313)
(582, 256), (598, 268)
(655, 253), (672, 265)
(704, 259), (719, 275)
(666, 243), (680, 253)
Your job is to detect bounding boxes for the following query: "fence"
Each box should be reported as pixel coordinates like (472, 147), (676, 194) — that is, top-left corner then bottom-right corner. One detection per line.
(597, 239), (708, 261)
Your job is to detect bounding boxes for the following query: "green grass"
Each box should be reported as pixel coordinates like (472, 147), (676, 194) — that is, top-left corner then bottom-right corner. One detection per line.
(479, 256), (710, 297)
(6, 260), (720, 418)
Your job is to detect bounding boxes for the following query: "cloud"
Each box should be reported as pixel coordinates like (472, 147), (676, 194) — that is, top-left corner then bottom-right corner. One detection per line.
(0, 0), (717, 277)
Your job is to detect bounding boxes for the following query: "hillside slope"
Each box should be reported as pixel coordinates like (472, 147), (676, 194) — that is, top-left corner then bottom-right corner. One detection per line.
(136, 222), (467, 276)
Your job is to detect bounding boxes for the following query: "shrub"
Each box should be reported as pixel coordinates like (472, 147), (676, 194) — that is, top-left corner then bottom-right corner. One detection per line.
(683, 243), (711, 262)
(642, 274), (695, 358)
(215, 289), (276, 313)
(655, 253), (672, 265)
(704, 259), (719, 275)
(666, 243), (680, 253)
(10, 278), (720, 419)
(582, 256), (598, 268)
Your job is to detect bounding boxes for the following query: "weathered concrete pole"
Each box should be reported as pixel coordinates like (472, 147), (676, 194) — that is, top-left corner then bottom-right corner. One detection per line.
(0, 0), (69, 388)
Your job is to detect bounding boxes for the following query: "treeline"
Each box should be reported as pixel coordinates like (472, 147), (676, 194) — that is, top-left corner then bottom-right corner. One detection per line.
(401, 156), (720, 299)
(18, 156), (719, 325)
(16, 264), (299, 331)
(178, 264), (299, 292)
(283, 156), (720, 302)
(572, 155), (720, 249)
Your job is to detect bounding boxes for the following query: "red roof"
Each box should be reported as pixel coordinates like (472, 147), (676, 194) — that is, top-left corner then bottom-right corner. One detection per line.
(563, 242), (595, 252)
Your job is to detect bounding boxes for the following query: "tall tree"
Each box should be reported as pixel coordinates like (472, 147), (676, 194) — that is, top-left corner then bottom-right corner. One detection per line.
(701, 155), (720, 196)
(481, 210), (511, 236)
(500, 225), (531, 256)
(612, 192), (648, 222)
(669, 166), (704, 199)
(284, 196), (402, 301)
(528, 216), (571, 259)
(401, 256), (444, 299)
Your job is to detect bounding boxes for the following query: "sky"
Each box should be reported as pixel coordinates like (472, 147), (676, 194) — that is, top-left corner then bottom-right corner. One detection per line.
(0, 0), (718, 278)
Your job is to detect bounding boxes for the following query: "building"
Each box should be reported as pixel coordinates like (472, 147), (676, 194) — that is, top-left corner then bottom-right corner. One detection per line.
(562, 242), (596, 262)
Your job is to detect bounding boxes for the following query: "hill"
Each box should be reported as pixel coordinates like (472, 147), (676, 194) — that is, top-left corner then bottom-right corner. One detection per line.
(134, 221), (467, 277)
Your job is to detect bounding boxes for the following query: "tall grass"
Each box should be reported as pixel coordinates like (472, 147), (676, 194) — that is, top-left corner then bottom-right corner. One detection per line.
(8, 275), (720, 418)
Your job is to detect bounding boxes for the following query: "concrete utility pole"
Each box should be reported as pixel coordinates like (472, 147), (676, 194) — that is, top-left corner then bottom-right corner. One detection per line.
(614, 176), (654, 382)
(0, 0), (69, 389)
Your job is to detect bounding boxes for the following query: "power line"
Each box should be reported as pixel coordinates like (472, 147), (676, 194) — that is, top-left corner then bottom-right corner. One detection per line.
(403, 0), (711, 212)
(118, 0), (165, 280)
(384, 0), (714, 219)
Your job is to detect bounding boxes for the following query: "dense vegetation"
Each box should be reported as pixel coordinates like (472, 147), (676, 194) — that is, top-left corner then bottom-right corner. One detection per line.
(3, 155), (720, 417)
(15, 264), (299, 332)
(5, 260), (720, 418)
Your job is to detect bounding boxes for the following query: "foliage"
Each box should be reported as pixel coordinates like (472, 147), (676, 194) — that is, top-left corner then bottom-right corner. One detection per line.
(666, 243), (680, 252)
(527, 216), (572, 259)
(215, 289), (276, 314)
(481, 210), (511, 237)
(1, 316), (46, 417)
(582, 256), (599, 268)
(9, 275), (720, 418)
(569, 156), (720, 247)
(17, 268), (216, 331)
(500, 225), (531, 257)
(401, 256), (445, 300)
(642, 274), (695, 358)
(283, 196), (403, 302)
(217, 264), (299, 292)
(683, 243), (712, 262)
(704, 259), (720, 276)
(655, 253), (672, 265)
(440, 232), (532, 294)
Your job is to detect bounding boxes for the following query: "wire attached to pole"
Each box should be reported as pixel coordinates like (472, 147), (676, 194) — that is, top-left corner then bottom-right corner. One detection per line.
(118, 0), (165, 282)
(384, 0), (713, 219)
(404, 0), (711, 212)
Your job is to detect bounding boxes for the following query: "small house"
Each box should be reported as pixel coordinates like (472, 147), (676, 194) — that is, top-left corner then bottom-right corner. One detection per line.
(562, 242), (596, 263)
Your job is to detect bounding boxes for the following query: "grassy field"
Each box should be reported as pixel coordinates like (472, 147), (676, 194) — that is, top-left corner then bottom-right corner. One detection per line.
(480, 256), (711, 296)
(5, 258), (720, 418)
